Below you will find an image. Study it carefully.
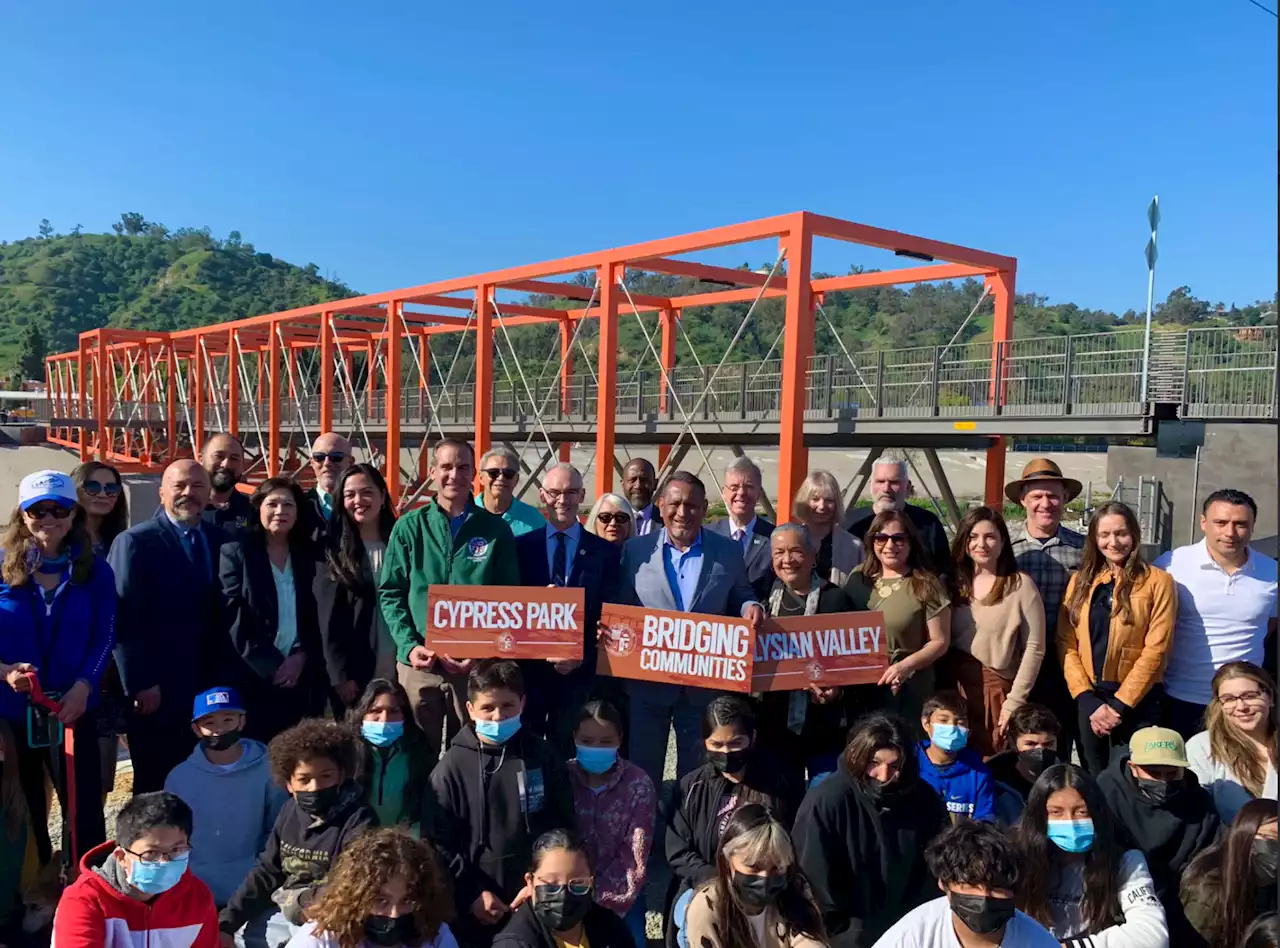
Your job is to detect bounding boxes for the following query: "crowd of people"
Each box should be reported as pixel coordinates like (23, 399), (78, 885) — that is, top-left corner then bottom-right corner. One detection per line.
(0, 433), (1275, 948)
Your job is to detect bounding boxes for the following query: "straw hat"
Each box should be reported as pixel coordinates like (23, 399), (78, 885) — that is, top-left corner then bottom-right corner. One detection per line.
(1004, 458), (1083, 505)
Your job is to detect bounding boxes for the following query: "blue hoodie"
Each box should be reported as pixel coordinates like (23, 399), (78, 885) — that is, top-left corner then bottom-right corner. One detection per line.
(164, 738), (287, 905)
(915, 742), (996, 821)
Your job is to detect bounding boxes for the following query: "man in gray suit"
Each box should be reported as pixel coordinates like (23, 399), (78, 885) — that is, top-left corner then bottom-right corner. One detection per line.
(617, 471), (764, 787)
(708, 456), (775, 586)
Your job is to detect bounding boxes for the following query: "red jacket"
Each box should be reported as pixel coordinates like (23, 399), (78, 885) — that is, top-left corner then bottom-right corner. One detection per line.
(52, 842), (221, 948)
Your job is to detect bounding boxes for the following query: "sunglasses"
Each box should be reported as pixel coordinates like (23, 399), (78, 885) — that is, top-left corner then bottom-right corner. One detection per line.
(81, 482), (122, 497)
(596, 512), (631, 525)
(484, 468), (518, 481)
(312, 451), (348, 465)
(26, 504), (73, 521)
(872, 532), (909, 546)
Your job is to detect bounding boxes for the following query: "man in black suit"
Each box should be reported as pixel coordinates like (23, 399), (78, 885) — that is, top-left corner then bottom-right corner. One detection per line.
(515, 462), (621, 757)
(846, 456), (952, 575)
(305, 431), (354, 542)
(708, 455), (775, 585)
(622, 457), (660, 537)
(108, 460), (230, 792)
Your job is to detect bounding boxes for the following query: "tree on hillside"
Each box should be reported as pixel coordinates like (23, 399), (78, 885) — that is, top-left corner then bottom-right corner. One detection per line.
(112, 212), (152, 237)
(1156, 286), (1209, 325)
(17, 322), (46, 381)
(38, 220), (53, 239)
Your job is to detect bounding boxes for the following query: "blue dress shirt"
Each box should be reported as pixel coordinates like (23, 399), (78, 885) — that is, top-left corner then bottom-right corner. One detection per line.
(545, 521), (582, 585)
(661, 528), (704, 612)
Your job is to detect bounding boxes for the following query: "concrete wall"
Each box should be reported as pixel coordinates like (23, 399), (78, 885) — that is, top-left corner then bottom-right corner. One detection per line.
(1107, 422), (1278, 556)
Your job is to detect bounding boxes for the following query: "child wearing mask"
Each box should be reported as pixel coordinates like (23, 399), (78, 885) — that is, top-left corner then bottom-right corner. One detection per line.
(53, 791), (220, 948)
(427, 660), (574, 947)
(285, 828), (459, 948)
(348, 679), (434, 833)
(915, 692), (996, 821)
(985, 703), (1061, 825)
(568, 699), (655, 948)
(493, 829), (635, 948)
(220, 719), (376, 948)
(165, 687), (288, 906)
(684, 803), (826, 948)
(666, 696), (801, 948)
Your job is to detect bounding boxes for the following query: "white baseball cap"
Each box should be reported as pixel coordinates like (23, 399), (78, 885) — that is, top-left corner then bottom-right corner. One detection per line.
(19, 470), (79, 510)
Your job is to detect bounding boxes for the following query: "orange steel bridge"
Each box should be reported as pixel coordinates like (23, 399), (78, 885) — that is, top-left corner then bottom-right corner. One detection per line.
(43, 211), (1021, 521)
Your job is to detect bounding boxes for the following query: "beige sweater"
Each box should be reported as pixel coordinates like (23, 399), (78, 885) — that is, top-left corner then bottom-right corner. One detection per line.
(949, 573), (1046, 709)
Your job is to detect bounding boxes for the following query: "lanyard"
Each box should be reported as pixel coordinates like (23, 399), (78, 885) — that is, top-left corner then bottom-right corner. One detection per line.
(28, 576), (70, 675)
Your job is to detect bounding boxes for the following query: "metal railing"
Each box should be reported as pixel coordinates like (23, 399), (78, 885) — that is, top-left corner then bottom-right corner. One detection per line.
(42, 325), (1278, 430)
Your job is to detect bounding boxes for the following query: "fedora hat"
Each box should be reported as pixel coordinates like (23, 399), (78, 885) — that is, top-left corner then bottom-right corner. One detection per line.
(1005, 458), (1083, 505)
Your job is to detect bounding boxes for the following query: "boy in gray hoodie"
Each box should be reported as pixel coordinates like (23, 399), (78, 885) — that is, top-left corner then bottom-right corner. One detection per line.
(164, 687), (287, 905)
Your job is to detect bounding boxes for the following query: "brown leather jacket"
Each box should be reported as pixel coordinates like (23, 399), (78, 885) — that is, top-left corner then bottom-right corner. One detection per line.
(1056, 565), (1177, 709)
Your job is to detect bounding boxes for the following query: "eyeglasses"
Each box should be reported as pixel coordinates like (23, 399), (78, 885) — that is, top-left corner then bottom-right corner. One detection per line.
(25, 505), (72, 521)
(1219, 690), (1266, 708)
(543, 489), (582, 502)
(81, 482), (122, 497)
(312, 451), (348, 465)
(484, 468), (518, 481)
(596, 512), (631, 525)
(532, 878), (593, 897)
(126, 844), (192, 864)
(872, 532), (908, 546)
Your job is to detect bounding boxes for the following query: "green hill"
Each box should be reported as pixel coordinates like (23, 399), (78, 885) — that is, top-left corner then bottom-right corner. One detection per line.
(0, 214), (1273, 382)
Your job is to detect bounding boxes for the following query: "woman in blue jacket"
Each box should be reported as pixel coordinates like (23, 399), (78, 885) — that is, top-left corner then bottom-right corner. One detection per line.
(0, 470), (116, 866)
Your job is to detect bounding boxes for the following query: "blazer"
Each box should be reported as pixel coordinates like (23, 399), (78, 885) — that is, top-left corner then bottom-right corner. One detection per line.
(618, 528), (756, 617)
(821, 525), (865, 587)
(108, 509), (229, 699)
(515, 527), (621, 673)
(219, 539), (322, 683)
(708, 516), (775, 585)
(1057, 565), (1177, 710)
(313, 560), (379, 690)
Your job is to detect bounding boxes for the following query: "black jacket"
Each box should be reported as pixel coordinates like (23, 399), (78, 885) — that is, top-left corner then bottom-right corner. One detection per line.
(314, 559), (380, 692)
(204, 490), (255, 536)
(219, 539), (323, 683)
(426, 725), (575, 915)
(1098, 753), (1219, 896)
(493, 901), (634, 948)
(985, 749), (1037, 826)
(219, 780), (376, 934)
(792, 758), (949, 948)
(847, 504), (951, 577)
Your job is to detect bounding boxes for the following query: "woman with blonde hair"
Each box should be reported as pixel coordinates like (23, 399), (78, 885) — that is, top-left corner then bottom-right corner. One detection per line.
(1186, 661), (1278, 823)
(684, 803), (826, 948)
(1057, 502), (1175, 775)
(585, 493), (635, 548)
(286, 827), (458, 948)
(792, 471), (862, 586)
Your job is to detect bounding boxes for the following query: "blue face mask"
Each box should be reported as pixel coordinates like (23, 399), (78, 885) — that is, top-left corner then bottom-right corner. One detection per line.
(127, 852), (189, 895)
(361, 720), (404, 748)
(1047, 818), (1095, 853)
(475, 714), (522, 744)
(576, 745), (619, 775)
(931, 723), (969, 753)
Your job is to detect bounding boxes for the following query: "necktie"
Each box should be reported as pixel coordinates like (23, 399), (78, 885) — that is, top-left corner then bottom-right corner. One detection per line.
(732, 527), (745, 543)
(552, 532), (567, 587)
(186, 528), (208, 580)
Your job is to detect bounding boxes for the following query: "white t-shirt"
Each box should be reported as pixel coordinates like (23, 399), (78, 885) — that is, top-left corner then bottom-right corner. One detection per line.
(871, 896), (1059, 948)
(1048, 850), (1167, 948)
(284, 920), (459, 948)
(1186, 729), (1279, 824)
(1155, 541), (1278, 705)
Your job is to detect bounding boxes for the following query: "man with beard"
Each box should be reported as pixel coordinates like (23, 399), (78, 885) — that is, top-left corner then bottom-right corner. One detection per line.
(622, 457), (660, 537)
(846, 458), (951, 575)
(201, 433), (253, 534)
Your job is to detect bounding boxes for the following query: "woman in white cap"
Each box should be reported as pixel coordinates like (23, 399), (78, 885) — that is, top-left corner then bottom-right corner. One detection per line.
(0, 469), (115, 866)
(585, 493), (635, 549)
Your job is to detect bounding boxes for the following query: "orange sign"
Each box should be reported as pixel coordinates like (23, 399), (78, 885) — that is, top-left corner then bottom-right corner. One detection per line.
(597, 604), (755, 694)
(425, 585), (585, 660)
(751, 611), (888, 691)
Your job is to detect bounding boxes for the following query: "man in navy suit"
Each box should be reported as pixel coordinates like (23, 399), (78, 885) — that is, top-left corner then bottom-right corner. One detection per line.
(708, 456), (775, 586)
(515, 463), (621, 757)
(108, 460), (230, 792)
(617, 471), (764, 786)
(623, 457), (661, 537)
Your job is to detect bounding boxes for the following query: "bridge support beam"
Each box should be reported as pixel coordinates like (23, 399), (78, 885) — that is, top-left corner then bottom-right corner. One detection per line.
(777, 216), (815, 523)
(386, 301), (403, 500)
(595, 263), (622, 499)
(320, 312), (335, 434)
(984, 268), (1016, 508)
(475, 285), (494, 464)
(559, 319), (573, 463)
(657, 308), (677, 469)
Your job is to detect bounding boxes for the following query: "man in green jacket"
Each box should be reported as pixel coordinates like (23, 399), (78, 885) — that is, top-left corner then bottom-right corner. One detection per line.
(378, 437), (520, 761)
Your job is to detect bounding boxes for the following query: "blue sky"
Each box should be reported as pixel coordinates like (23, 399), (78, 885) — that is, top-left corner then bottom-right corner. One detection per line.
(1, 1), (1275, 313)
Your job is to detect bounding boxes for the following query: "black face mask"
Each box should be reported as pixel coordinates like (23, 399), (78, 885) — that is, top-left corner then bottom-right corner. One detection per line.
(707, 748), (749, 775)
(295, 784), (341, 818)
(363, 913), (418, 947)
(1134, 773), (1182, 806)
(733, 872), (788, 908)
(532, 886), (594, 932)
(949, 893), (1016, 935)
(200, 730), (241, 752)
(1253, 838), (1279, 885)
(1017, 747), (1058, 781)
(862, 777), (905, 805)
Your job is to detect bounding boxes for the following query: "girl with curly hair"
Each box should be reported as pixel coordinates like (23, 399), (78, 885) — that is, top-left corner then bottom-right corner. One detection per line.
(290, 827), (458, 948)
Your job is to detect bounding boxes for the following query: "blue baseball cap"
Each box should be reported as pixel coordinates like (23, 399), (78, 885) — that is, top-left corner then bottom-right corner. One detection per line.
(192, 687), (245, 721)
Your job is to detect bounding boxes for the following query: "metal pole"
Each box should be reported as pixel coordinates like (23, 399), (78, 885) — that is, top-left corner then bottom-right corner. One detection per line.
(1188, 444), (1202, 545)
(1140, 195), (1159, 405)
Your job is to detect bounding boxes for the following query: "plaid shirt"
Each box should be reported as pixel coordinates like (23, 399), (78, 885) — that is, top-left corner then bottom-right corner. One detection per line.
(1010, 522), (1085, 635)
